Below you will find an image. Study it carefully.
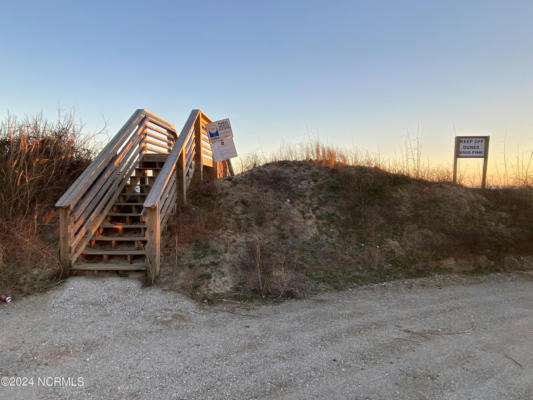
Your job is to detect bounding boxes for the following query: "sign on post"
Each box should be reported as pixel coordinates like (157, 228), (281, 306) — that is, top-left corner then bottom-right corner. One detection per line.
(453, 136), (490, 188)
(205, 119), (238, 162)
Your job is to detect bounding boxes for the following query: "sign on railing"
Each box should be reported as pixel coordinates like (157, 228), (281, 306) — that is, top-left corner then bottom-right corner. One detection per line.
(206, 119), (238, 161)
(453, 136), (490, 188)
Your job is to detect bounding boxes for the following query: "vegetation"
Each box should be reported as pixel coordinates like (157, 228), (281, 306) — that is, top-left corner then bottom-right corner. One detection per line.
(0, 112), (94, 296)
(161, 158), (533, 302)
(1, 111), (531, 303)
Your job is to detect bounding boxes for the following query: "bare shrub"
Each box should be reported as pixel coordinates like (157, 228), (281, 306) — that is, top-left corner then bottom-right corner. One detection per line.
(171, 180), (224, 245)
(239, 238), (312, 299)
(0, 112), (95, 296)
(0, 112), (95, 221)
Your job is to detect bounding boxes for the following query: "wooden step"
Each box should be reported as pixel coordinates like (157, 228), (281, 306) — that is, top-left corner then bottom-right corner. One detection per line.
(142, 154), (168, 162)
(72, 263), (146, 271)
(135, 167), (162, 170)
(108, 212), (143, 217)
(83, 249), (145, 256)
(102, 222), (146, 228)
(124, 184), (152, 188)
(92, 236), (146, 241)
(120, 192), (148, 197)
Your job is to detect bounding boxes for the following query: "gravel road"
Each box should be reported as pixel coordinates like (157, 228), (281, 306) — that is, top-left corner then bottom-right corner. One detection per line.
(1, 273), (532, 400)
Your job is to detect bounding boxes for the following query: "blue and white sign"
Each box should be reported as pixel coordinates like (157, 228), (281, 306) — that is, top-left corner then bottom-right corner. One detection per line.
(206, 119), (238, 161)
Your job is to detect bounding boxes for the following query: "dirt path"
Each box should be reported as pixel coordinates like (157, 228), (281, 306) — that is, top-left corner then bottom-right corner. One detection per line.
(1, 273), (532, 399)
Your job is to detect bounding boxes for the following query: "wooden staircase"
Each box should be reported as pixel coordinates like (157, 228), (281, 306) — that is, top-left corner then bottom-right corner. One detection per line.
(55, 109), (233, 281)
(73, 154), (168, 271)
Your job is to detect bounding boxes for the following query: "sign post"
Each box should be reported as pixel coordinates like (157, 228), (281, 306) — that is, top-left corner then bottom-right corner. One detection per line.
(453, 136), (490, 188)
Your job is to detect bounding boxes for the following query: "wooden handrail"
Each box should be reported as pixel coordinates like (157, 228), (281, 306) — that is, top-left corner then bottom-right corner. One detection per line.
(144, 110), (199, 209)
(55, 109), (177, 269)
(56, 107), (233, 281)
(143, 109), (234, 281)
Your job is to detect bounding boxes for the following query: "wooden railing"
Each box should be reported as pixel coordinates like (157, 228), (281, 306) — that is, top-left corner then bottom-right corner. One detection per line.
(55, 109), (177, 270)
(143, 109), (233, 281)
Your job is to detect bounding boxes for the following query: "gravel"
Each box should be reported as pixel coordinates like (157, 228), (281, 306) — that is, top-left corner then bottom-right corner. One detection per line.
(1, 272), (532, 399)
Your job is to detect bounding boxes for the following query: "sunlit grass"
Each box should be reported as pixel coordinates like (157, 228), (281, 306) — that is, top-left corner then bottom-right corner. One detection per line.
(235, 139), (532, 187)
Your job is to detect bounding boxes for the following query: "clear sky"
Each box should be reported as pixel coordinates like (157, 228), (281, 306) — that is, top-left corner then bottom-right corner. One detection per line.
(1, 0), (532, 181)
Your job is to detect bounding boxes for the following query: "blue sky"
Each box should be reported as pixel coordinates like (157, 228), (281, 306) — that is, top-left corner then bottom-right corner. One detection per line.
(1, 0), (533, 173)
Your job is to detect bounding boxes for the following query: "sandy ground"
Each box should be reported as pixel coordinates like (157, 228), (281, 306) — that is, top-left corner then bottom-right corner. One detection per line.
(1, 272), (532, 400)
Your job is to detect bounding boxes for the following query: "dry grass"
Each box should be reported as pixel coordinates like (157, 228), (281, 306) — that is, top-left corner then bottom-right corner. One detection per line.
(0, 112), (94, 297)
(235, 139), (532, 187)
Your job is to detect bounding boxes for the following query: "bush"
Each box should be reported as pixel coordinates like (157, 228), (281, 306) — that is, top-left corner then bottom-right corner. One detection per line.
(0, 112), (95, 296)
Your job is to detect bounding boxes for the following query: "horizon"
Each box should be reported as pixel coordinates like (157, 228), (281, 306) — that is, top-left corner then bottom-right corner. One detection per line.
(1, 0), (532, 184)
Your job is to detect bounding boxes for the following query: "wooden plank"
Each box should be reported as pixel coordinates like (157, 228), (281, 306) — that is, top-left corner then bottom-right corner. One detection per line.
(145, 130), (173, 144)
(145, 122), (176, 139)
(142, 154), (169, 162)
(201, 140), (212, 153)
(185, 148), (195, 172)
(71, 130), (144, 222)
(102, 222), (146, 228)
(200, 111), (212, 125)
(83, 249), (145, 256)
(57, 109), (176, 211)
(56, 111), (145, 208)
(143, 110), (200, 209)
(180, 151), (187, 205)
(70, 146), (142, 237)
(70, 155), (140, 262)
(184, 130), (195, 155)
(482, 137), (490, 189)
(195, 116), (203, 182)
(161, 190), (177, 230)
(159, 176), (177, 222)
(227, 159), (235, 176)
(59, 207), (71, 273)
(142, 109), (176, 133)
(142, 143), (169, 154)
(202, 155), (213, 167)
(143, 137), (171, 150)
(107, 212), (143, 216)
(186, 140), (196, 161)
(72, 263), (146, 271)
(92, 236), (146, 241)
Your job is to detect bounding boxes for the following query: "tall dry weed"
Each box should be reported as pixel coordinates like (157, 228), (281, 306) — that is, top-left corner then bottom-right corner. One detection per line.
(0, 112), (95, 221)
(236, 138), (531, 187)
(0, 112), (96, 295)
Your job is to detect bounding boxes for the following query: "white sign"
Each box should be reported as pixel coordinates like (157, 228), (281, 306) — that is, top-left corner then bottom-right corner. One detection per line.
(206, 119), (238, 161)
(457, 137), (486, 158)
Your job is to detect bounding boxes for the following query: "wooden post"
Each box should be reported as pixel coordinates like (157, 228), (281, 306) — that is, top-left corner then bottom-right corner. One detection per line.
(453, 136), (490, 188)
(452, 137), (459, 184)
(227, 160), (235, 176)
(145, 206), (161, 283)
(194, 115), (203, 181)
(176, 153), (183, 206)
(481, 136), (490, 189)
(58, 207), (71, 276)
(181, 150), (187, 205)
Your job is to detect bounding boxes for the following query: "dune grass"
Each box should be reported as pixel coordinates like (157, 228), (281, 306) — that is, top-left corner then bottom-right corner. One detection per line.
(235, 139), (532, 187)
(0, 112), (95, 296)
